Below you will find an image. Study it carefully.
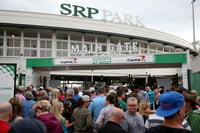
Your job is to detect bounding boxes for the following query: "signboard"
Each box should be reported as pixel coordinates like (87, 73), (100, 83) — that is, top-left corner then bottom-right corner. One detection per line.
(54, 55), (154, 66)
(0, 64), (16, 102)
(60, 3), (144, 27)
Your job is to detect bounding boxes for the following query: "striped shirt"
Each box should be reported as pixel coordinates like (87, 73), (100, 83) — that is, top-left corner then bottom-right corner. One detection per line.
(145, 113), (191, 131)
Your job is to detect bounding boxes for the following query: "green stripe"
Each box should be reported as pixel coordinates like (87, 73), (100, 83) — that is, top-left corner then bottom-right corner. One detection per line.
(154, 53), (187, 64)
(26, 58), (54, 68)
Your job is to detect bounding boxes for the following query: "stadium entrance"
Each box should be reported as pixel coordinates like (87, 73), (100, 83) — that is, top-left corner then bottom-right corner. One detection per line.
(26, 53), (190, 90)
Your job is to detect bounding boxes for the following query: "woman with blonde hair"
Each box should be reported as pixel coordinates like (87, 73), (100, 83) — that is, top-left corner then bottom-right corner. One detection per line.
(50, 101), (69, 133)
(33, 100), (64, 133)
(50, 88), (60, 104)
(9, 97), (23, 124)
(139, 100), (155, 123)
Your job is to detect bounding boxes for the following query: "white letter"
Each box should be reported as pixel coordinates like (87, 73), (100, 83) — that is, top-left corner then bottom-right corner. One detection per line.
(135, 16), (144, 27)
(101, 10), (112, 21)
(111, 12), (122, 23)
(125, 42), (131, 51)
(124, 14), (133, 25)
(132, 42), (138, 50)
(82, 44), (88, 53)
(71, 45), (79, 53)
(117, 42), (122, 51)
(96, 43), (102, 52)
(110, 43), (114, 51)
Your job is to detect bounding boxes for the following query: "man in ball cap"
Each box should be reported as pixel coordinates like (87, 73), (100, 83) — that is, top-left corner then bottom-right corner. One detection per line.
(183, 91), (200, 133)
(71, 95), (93, 133)
(145, 91), (192, 133)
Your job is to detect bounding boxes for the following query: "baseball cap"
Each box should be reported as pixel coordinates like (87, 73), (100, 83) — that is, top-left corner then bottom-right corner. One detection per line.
(82, 95), (92, 102)
(89, 87), (95, 92)
(156, 91), (184, 117)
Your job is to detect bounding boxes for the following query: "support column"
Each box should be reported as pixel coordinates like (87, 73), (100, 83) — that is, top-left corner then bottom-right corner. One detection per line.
(106, 36), (110, 55)
(52, 30), (56, 58)
(81, 33), (84, 56)
(182, 50), (190, 90)
(67, 34), (70, 57)
(94, 36), (97, 55)
(19, 29), (24, 86)
(3, 29), (7, 57)
(37, 32), (40, 57)
(20, 29), (24, 56)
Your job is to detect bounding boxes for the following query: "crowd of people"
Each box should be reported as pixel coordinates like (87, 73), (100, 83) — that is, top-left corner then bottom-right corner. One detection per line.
(0, 84), (200, 133)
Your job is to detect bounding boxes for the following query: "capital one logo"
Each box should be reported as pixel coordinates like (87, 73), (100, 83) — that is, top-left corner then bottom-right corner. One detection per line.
(127, 56), (146, 62)
(60, 58), (78, 64)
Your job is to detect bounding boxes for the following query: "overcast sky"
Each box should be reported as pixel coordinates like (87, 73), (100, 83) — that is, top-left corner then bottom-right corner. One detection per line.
(0, 0), (200, 43)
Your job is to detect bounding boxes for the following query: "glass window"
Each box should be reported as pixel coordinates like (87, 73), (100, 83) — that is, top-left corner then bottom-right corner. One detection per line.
(164, 47), (170, 53)
(70, 32), (82, 41)
(40, 50), (45, 57)
(14, 39), (20, 47)
(46, 51), (52, 57)
(7, 49), (13, 56)
(63, 51), (68, 56)
(85, 34), (95, 42)
(14, 49), (20, 56)
(31, 50), (37, 57)
(47, 41), (52, 48)
(57, 42), (62, 49)
(0, 28), (3, 36)
(24, 28), (37, 37)
(0, 38), (3, 47)
(0, 48), (3, 56)
(24, 38), (37, 57)
(97, 36), (107, 43)
(6, 27), (21, 37)
(56, 40), (68, 57)
(0, 37), (3, 56)
(24, 49), (30, 56)
(56, 51), (62, 56)
(7, 39), (13, 47)
(40, 30), (52, 38)
(40, 40), (45, 48)
(24, 40), (30, 47)
(63, 42), (68, 49)
(40, 39), (52, 57)
(31, 40), (37, 48)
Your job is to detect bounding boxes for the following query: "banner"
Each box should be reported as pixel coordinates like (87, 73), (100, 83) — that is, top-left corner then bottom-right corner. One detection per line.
(54, 55), (154, 66)
(0, 64), (16, 102)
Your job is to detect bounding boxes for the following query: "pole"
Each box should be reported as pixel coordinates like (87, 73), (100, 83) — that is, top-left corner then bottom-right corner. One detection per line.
(191, 0), (196, 49)
(91, 69), (94, 86)
(19, 53), (23, 86)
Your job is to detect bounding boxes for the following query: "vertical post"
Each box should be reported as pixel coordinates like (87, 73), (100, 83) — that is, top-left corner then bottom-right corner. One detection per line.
(145, 72), (148, 86)
(19, 53), (23, 86)
(192, 0), (196, 49)
(91, 69), (94, 86)
(19, 30), (24, 86)
(187, 49), (191, 90)
(52, 30), (56, 57)
(68, 34), (71, 57)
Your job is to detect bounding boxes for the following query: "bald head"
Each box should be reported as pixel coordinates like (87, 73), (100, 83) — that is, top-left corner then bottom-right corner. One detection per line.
(0, 102), (12, 121)
(109, 107), (124, 124)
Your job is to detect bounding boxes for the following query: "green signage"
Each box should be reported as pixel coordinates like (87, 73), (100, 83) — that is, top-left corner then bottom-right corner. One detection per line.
(93, 57), (112, 64)
(60, 3), (99, 18)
